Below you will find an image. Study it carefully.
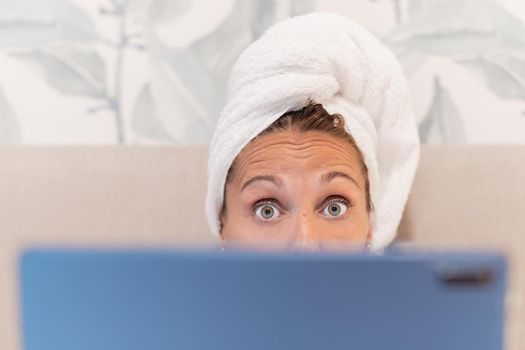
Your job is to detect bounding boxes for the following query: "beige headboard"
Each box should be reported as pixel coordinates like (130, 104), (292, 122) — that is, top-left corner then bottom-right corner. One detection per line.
(0, 145), (523, 349)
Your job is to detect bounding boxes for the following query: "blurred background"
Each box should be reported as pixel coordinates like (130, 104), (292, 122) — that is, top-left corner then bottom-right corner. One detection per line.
(1, 2), (524, 349)
(1, 0), (524, 145)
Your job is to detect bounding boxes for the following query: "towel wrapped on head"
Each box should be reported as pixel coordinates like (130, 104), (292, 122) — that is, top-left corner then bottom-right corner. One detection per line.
(206, 12), (420, 250)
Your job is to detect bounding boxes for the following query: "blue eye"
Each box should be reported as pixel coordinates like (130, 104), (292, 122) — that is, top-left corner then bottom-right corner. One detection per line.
(322, 198), (349, 217)
(254, 202), (280, 221)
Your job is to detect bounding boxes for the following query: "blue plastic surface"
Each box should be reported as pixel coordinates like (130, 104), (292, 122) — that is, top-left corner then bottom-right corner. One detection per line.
(20, 248), (506, 350)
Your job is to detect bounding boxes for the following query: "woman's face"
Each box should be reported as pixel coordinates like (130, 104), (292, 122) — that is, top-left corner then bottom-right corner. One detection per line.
(220, 130), (371, 251)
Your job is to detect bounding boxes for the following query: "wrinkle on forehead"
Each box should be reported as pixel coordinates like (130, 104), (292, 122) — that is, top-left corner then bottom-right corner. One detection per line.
(232, 130), (365, 188)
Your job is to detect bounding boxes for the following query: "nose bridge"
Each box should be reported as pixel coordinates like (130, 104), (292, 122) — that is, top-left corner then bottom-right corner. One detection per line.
(291, 208), (321, 251)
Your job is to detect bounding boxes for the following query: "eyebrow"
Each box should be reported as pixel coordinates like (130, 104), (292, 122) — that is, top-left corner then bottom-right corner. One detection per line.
(240, 175), (283, 192)
(319, 171), (361, 189)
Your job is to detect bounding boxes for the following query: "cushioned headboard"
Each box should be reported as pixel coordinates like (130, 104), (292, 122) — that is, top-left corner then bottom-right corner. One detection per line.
(0, 145), (523, 349)
(398, 146), (524, 350)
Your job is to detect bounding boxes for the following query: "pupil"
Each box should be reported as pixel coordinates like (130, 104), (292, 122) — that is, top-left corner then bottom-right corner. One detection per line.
(263, 206), (273, 218)
(330, 205), (340, 215)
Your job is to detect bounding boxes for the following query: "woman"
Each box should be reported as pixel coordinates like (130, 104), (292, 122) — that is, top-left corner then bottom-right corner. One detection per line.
(205, 13), (420, 252)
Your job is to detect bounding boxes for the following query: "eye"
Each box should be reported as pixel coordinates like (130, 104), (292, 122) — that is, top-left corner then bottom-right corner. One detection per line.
(253, 201), (281, 221)
(322, 197), (349, 218)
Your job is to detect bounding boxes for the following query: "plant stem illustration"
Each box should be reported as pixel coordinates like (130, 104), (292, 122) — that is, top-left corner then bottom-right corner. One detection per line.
(113, 6), (127, 143)
(99, 0), (145, 143)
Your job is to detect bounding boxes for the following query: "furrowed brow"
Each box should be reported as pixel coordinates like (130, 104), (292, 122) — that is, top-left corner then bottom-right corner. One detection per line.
(319, 171), (360, 189)
(241, 175), (283, 192)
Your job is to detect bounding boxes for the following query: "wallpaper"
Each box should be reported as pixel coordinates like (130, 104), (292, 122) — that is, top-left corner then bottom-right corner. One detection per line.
(0, 0), (524, 144)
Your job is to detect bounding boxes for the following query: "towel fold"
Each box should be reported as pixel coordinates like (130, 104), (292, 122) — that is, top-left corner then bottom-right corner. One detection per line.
(206, 12), (420, 250)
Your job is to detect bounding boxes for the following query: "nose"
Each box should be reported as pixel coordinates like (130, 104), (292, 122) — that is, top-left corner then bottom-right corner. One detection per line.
(289, 211), (322, 252)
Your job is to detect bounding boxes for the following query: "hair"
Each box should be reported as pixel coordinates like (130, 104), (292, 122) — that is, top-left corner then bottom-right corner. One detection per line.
(220, 100), (373, 224)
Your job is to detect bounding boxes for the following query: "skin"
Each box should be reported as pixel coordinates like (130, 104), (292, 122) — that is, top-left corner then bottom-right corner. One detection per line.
(220, 130), (371, 252)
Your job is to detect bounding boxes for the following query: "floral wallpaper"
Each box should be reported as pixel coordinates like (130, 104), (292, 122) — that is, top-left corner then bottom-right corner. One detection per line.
(0, 0), (524, 144)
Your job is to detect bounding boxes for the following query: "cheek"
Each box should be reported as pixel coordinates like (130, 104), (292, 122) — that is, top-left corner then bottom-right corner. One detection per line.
(314, 197), (371, 243)
(317, 215), (369, 242)
(223, 214), (293, 243)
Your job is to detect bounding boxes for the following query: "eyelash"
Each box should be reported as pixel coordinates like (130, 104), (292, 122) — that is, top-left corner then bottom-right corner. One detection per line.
(325, 196), (352, 209)
(251, 199), (280, 213)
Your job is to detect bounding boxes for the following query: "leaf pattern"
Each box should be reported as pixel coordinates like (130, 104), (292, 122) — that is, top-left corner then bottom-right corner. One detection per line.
(143, 0), (316, 144)
(406, 0), (448, 19)
(0, 0), (98, 49)
(0, 0), (523, 144)
(13, 47), (107, 98)
(131, 83), (173, 142)
(389, 0), (525, 142)
(391, 0), (525, 56)
(0, 87), (22, 143)
(458, 53), (525, 100)
(419, 77), (465, 144)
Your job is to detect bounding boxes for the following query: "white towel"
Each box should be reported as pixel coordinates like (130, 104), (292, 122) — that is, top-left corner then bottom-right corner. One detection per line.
(205, 12), (420, 250)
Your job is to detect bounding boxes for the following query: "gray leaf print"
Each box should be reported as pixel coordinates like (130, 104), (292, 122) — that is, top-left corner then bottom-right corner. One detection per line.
(0, 87), (22, 143)
(13, 46), (107, 98)
(390, 0), (525, 57)
(0, 0), (98, 49)
(458, 53), (525, 100)
(131, 83), (173, 142)
(419, 77), (466, 144)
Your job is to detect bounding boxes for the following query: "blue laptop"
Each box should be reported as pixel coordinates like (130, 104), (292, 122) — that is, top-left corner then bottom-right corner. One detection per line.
(19, 248), (506, 350)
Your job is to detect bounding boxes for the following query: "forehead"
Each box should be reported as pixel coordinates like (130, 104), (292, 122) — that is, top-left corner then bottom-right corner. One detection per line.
(232, 130), (364, 181)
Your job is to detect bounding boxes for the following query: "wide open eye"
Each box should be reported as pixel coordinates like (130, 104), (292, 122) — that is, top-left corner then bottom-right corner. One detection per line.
(322, 198), (349, 218)
(254, 202), (281, 221)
